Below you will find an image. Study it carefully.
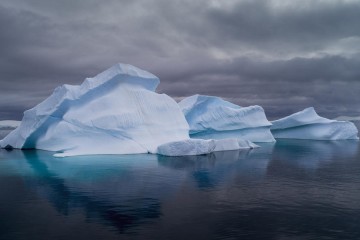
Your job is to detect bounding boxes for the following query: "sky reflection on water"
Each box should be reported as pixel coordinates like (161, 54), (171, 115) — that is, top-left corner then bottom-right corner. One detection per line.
(0, 140), (359, 240)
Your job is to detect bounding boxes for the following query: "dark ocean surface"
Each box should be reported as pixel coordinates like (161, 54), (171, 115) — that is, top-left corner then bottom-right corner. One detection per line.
(0, 139), (360, 240)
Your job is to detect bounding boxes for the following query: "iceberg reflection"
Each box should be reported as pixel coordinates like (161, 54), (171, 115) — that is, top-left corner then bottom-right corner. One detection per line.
(158, 143), (275, 189)
(1, 150), (180, 233)
(270, 139), (359, 170)
(0, 139), (359, 239)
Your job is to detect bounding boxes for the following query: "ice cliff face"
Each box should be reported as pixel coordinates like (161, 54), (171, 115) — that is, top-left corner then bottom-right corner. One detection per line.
(179, 95), (275, 142)
(0, 64), (191, 156)
(271, 107), (359, 140)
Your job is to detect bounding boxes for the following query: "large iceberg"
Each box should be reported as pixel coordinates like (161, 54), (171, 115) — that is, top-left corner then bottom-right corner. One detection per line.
(4, 63), (354, 157)
(0, 64), (191, 156)
(271, 107), (359, 140)
(178, 95), (275, 142)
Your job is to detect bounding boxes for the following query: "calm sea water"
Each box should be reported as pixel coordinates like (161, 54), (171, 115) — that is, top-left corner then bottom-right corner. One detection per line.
(0, 140), (360, 240)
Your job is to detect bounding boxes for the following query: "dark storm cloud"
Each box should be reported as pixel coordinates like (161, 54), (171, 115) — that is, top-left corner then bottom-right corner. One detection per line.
(0, 0), (359, 120)
(203, 0), (360, 52)
(158, 54), (360, 118)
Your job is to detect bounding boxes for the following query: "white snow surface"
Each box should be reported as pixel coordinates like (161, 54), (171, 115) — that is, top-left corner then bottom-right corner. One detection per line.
(0, 63), (190, 156)
(0, 120), (20, 130)
(271, 107), (359, 140)
(157, 138), (258, 156)
(178, 95), (275, 142)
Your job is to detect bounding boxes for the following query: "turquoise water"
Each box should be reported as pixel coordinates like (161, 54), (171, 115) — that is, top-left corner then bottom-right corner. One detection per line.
(0, 140), (360, 240)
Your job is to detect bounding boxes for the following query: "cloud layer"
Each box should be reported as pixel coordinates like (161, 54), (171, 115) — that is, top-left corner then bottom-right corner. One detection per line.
(0, 0), (359, 120)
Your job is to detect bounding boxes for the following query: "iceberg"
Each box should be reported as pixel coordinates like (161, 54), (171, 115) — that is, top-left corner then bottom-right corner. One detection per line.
(0, 120), (20, 130)
(334, 115), (360, 121)
(5, 63), (353, 157)
(157, 139), (216, 156)
(0, 120), (21, 140)
(157, 138), (258, 157)
(0, 64), (191, 156)
(271, 107), (359, 140)
(178, 95), (275, 142)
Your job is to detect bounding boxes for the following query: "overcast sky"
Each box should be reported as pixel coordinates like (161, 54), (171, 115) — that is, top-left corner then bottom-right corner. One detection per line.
(0, 0), (359, 120)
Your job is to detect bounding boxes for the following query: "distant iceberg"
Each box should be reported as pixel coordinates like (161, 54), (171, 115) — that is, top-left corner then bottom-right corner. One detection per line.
(271, 107), (359, 140)
(334, 115), (360, 121)
(1, 64), (192, 156)
(179, 95), (275, 142)
(0, 120), (20, 130)
(0, 120), (21, 139)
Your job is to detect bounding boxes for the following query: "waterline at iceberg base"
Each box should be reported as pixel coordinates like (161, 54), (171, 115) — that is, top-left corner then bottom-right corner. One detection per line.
(0, 63), (358, 157)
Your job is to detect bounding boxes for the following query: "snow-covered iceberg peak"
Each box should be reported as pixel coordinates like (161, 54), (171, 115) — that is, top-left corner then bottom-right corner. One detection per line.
(271, 107), (359, 140)
(0, 63), (190, 156)
(179, 95), (275, 142)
